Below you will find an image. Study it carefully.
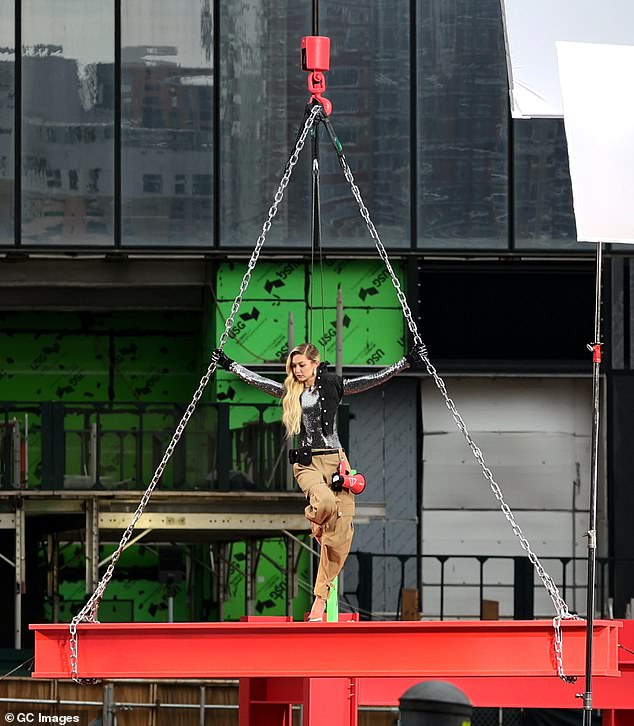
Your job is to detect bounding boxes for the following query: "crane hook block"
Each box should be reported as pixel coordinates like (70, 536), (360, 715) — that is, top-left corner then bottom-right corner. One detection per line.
(301, 36), (333, 116)
(301, 36), (330, 72)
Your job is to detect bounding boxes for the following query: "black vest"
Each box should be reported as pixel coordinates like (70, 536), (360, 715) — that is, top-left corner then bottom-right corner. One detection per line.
(310, 361), (343, 439)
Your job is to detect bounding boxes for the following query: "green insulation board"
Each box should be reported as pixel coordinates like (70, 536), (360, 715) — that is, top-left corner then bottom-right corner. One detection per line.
(0, 312), (199, 403)
(222, 539), (312, 621)
(0, 333), (109, 401)
(306, 259), (406, 309)
(0, 312), (203, 488)
(112, 336), (197, 402)
(212, 303), (406, 407)
(45, 540), (311, 623)
(216, 259), (405, 308)
(216, 300), (309, 364)
(210, 258), (407, 407)
(216, 261), (305, 302)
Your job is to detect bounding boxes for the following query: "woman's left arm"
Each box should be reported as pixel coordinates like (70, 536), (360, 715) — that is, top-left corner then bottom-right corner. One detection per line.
(342, 345), (425, 395)
(343, 357), (409, 395)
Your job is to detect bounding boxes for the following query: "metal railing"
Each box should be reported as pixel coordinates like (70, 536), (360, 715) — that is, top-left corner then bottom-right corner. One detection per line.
(0, 400), (289, 491)
(346, 552), (629, 621)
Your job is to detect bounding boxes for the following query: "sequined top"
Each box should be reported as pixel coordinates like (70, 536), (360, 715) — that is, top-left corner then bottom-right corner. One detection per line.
(231, 363), (284, 398)
(229, 358), (409, 449)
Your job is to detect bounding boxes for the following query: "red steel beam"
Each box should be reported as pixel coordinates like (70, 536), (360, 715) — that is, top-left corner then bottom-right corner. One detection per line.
(357, 620), (634, 710)
(30, 619), (620, 681)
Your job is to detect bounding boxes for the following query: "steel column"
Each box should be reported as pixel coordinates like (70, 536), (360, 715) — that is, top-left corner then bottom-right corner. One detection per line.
(85, 497), (99, 594)
(15, 500), (25, 649)
(303, 678), (358, 726)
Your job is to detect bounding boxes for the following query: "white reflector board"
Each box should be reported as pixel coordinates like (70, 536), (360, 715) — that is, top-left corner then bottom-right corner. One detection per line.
(556, 41), (634, 244)
(500, 0), (634, 118)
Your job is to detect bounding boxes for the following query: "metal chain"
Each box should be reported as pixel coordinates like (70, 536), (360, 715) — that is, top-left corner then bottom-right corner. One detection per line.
(332, 138), (578, 683)
(68, 104), (322, 683)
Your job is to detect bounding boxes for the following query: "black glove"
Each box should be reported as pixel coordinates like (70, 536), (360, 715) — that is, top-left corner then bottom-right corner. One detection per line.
(212, 348), (234, 370)
(406, 343), (426, 365)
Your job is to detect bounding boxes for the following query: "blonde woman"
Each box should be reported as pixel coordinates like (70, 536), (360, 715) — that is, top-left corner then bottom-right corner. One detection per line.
(214, 342), (421, 621)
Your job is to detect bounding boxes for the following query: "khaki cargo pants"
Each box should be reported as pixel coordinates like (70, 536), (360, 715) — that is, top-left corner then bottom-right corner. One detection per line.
(292, 450), (356, 600)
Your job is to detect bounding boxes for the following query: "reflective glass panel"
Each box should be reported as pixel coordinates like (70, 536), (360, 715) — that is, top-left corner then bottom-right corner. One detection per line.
(513, 119), (589, 250)
(220, 0), (410, 248)
(21, 0), (114, 246)
(417, 0), (509, 249)
(122, 0), (213, 247)
(0, 0), (14, 245)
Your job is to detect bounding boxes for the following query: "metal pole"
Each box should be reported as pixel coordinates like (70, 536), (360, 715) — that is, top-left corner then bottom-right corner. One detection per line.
(334, 286), (344, 607)
(11, 418), (20, 486)
(245, 539), (256, 616)
(90, 422), (98, 485)
(102, 683), (115, 726)
(286, 536), (297, 616)
(310, 135), (322, 341)
(288, 311), (295, 352)
(581, 240), (603, 725)
(286, 312), (295, 490)
(336, 286), (343, 377)
(47, 534), (60, 623)
(15, 501), (24, 649)
(86, 497), (99, 594)
(24, 413), (29, 487)
(199, 686), (206, 726)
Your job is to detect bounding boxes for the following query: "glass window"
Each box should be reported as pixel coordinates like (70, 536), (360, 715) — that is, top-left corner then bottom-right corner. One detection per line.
(121, 0), (213, 247)
(417, 0), (508, 249)
(219, 0), (309, 248)
(220, 0), (410, 249)
(321, 1), (410, 248)
(21, 0), (114, 246)
(0, 0), (14, 246)
(513, 119), (589, 250)
(174, 174), (186, 195)
(143, 174), (163, 194)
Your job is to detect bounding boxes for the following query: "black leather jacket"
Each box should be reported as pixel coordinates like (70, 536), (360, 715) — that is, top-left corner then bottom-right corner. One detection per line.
(230, 357), (409, 447)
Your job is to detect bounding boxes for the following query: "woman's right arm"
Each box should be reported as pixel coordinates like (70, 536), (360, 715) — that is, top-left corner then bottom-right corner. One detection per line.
(230, 362), (284, 398)
(213, 349), (284, 399)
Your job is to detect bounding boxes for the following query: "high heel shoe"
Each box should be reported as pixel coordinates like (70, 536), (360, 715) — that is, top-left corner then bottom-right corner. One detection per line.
(307, 596), (326, 621)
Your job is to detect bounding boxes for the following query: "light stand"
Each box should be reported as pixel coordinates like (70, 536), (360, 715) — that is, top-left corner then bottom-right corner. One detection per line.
(581, 240), (604, 724)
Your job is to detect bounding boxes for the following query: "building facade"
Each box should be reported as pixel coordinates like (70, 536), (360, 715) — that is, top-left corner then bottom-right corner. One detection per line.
(1, 0), (633, 655)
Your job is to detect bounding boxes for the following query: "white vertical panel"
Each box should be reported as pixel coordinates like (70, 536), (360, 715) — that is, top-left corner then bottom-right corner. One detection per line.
(557, 41), (634, 244)
(421, 377), (595, 618)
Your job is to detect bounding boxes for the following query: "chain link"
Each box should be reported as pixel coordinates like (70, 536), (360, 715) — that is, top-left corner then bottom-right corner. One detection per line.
(333, 139), (578, 683)
(68, 104), (322, 683)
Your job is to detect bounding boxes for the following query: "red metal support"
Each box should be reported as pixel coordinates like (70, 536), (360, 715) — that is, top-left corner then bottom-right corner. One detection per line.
(31, 619), (620, 680)
(30, 619), (631, 725)
(303, 678), (358, 726)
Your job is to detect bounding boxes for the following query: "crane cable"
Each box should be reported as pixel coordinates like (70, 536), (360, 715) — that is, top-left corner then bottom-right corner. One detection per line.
(309, 129), (327, 342)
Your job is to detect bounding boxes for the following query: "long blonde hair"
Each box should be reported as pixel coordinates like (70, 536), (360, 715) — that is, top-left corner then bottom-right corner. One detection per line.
(282, 343), (320, 438)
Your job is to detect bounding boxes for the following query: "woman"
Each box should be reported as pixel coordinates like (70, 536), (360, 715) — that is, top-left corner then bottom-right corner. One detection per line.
(213, 342), (420, 621)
